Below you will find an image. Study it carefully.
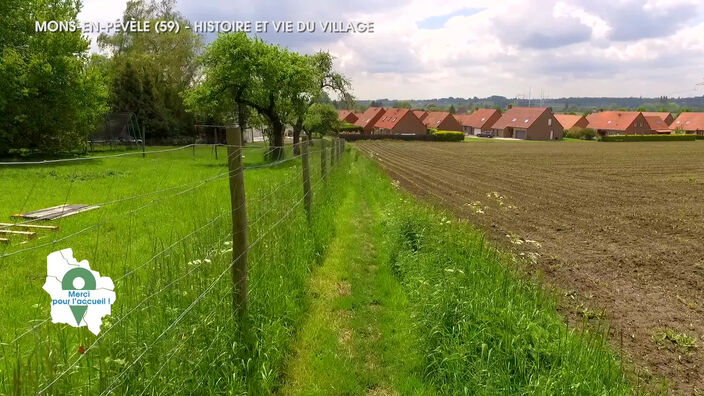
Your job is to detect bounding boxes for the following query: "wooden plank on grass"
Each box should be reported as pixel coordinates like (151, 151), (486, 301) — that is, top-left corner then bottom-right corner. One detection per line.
(0, 223), (59, 231)
(0, 238), (8, 244)
(12, 204), (99, 220)
(0, 230), (36, 239)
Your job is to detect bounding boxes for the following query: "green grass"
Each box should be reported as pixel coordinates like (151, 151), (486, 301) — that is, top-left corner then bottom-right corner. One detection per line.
(1, 143), (634, 394)
(354, 150), (632, 395)
(281, 154), (433, 395)
(0, 142), (347, 394)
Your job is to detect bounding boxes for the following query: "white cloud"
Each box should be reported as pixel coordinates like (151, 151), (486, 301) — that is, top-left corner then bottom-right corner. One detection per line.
(78, 0), (704, 98)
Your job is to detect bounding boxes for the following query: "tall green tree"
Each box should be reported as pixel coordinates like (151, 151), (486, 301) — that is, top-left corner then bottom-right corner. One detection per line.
(0, 0), (107, 155)
(99, 0), (202, 139)
(291, 51), (352, 154)
(303, 103), (341, 137)
(186, 33), (317, 159)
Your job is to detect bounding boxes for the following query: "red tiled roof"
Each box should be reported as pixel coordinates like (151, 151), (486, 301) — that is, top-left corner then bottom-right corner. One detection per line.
(337, 110), (358, 123)
(641, 112), (672, 123)
(374, 108), (412, 129)
(492, 107), (549, 129)
(413, 110), (428, 121)
(554, 114), (586, 130)
(586, 111), (641, 131)
(644, 116), (670, 131)
(670, 112), (704, 131)
(354, 107), (386, 129)
(454, 109), (501, 129)
(422, 111), (453, 128)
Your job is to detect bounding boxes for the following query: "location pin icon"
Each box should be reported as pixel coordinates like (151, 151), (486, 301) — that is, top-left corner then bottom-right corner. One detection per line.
(61, 268), (97, 326)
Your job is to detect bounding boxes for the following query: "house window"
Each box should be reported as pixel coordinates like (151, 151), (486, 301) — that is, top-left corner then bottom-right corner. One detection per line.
(548, 119), (552, 126)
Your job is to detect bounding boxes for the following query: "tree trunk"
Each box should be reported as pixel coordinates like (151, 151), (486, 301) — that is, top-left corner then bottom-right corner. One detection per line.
(269, 119), (285, 160)
(292, 118), (303, 155)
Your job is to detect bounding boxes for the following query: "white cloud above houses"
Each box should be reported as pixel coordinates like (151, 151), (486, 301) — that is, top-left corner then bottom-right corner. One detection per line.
(79, 0), (704, 99)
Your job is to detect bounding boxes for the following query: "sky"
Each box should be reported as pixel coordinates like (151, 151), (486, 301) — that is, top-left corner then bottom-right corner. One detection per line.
(79, 0), (704, 100)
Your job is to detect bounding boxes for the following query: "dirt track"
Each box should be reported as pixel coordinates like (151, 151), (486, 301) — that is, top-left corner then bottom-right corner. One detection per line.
(357, 140), (704, 393)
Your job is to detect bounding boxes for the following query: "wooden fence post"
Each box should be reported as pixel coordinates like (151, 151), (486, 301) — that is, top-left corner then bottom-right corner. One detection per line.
(332, 138), (338, 165)
(213, 128), (219, 160)
(142, 126), (146, 158)
(226, 127), (248, 319)
(320, 139), (327, 179)
(301, 137), (312, 222)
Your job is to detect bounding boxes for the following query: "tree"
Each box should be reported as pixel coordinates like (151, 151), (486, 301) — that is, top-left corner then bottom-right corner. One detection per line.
(187, 33), (317, 159)
(303, 103), (340, 137)
(291, 51), (352, 154)
(396, 100), (412, 109)
(449, 104), (457, 114)
(0, 0), (107, 155)
(99, 0), (203, 139)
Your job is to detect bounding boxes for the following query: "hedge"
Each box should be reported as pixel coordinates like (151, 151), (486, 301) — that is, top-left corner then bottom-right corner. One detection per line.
(340, 133), (462, 142)
(434, 130), (465, 141)
(600, 134), (697, 142)
(339, 123), (363, 132)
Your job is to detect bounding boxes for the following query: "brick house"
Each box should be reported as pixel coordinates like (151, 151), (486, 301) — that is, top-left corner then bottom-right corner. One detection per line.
(642, 112), (674, 126)
(670, 112), (704, 136)
(373, 108), (427, 135)
(586, 111), (653, 136)
(491, 106), (564, 140)
(422, 111), (463, 132)
(644, 116), (672, 134)
(454, 109), (502, 135)
(337, 110), (359, 124)
(554, 114), (589, 130)
(354, 107), (386, 134)
(413, 110), (428, 122)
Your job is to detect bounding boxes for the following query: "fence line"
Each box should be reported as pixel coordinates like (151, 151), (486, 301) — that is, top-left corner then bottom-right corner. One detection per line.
(4, 136), (347, 394)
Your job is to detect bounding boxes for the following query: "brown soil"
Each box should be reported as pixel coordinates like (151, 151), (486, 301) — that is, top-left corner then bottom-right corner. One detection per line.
(357, 140), (704, 393)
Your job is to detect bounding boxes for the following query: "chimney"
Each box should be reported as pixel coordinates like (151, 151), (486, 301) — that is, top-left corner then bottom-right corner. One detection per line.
(547, 107), (553, 113)
(507, 104), (513, 109)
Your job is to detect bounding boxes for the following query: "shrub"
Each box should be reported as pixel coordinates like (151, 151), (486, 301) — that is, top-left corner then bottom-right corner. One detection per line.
(338, 123), (362, 133)
(428, 128), (438, 135)
(600, 134), (696, 142)
(434, 130), (465, 141)
(566, 127), (596, 140)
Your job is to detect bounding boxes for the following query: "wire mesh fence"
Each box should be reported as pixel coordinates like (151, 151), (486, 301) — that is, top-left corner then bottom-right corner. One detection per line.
(0, 132), (347, 394)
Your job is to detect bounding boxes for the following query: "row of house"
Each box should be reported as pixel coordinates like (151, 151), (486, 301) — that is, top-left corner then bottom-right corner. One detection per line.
(338, 107), (704, 140)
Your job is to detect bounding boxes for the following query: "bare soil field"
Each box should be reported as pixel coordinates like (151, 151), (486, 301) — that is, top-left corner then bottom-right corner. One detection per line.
(357, 140), (704, 393)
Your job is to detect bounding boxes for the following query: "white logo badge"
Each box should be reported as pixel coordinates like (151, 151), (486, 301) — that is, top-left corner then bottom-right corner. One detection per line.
(42, 249), (116, 335)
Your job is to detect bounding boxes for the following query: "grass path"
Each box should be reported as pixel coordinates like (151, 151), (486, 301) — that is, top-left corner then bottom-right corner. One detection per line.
(280, 161), (435, 395)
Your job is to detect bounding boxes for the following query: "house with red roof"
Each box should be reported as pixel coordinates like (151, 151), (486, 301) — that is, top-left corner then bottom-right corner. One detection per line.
(644, 116), (672, 134)
(554, 114), (589, 131)
(670, 112), (704, 136)
(421, 111), (462, 132)
(413, 110), (428, 122)
(338, 110), (359, 124)
(373, 108), (427, 135)
(586, 111), (652, 136)
(491, 106), (563, 140)
(354, 107), (386, 134)
(641, 112), (674, 126)
(455, 109), (502, 135)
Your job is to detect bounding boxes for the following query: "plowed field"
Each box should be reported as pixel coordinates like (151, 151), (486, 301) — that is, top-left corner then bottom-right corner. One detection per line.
(357, 140), (704, 393)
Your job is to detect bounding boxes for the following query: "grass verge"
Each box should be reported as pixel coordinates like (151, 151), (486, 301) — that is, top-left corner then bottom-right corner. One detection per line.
(358, 148), (632, 394)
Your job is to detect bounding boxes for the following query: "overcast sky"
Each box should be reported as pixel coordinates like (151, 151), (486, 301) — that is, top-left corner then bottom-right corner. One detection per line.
(79, 0), (704, 100)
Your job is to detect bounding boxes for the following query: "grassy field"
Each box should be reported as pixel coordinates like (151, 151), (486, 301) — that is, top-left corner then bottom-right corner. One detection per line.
(1, 142), (634, 394)
(0, 143), (347, 394)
